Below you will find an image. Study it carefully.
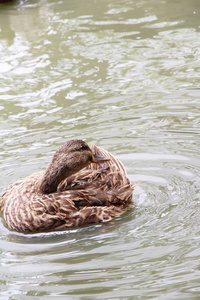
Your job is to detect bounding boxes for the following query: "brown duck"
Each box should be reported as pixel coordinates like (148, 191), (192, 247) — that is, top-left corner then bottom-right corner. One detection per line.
(0, 140), (135, 232)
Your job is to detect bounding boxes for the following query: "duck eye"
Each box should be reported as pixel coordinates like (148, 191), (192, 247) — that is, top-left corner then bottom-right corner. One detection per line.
(79, 145), (89, 151)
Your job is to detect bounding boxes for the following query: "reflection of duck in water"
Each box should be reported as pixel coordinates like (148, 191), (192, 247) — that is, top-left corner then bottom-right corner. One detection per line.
(0, 140), (135, 232)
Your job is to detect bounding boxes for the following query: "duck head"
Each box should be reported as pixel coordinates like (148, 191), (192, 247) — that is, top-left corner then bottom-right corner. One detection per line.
(39, 139), (109, 194)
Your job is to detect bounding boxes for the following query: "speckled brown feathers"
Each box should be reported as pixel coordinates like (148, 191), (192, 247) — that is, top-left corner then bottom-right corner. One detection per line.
(0, 141), (135, 232)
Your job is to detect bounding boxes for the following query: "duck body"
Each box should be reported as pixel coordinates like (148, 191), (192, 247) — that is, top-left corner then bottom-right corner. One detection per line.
(0, 140), (134, 232)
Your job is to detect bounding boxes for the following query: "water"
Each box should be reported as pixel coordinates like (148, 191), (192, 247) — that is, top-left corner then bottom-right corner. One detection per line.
(0, 0), (200, 299)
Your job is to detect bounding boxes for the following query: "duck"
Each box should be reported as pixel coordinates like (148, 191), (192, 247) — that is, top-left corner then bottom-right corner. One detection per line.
(0, 139), (135, 232)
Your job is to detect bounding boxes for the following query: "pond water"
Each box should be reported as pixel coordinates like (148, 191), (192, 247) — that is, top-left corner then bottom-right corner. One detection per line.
(0, 0), (200, 299)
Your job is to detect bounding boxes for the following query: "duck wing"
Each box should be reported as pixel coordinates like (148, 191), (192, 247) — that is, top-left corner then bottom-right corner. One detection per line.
(57, 145), (134, 208)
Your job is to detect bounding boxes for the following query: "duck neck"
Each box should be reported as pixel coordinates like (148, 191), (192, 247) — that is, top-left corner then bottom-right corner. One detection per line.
(39, 158), (80, 194)
(39, 165), (63, 194)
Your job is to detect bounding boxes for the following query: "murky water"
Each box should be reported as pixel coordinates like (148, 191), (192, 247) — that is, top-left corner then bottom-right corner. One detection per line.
(0, 0), (200, 299)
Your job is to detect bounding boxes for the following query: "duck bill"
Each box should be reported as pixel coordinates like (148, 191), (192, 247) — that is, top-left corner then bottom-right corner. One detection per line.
(92, 154), (110, 163)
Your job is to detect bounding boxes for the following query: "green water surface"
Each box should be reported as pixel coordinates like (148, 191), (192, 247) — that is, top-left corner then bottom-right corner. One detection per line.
(0, 0), (200, 299)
